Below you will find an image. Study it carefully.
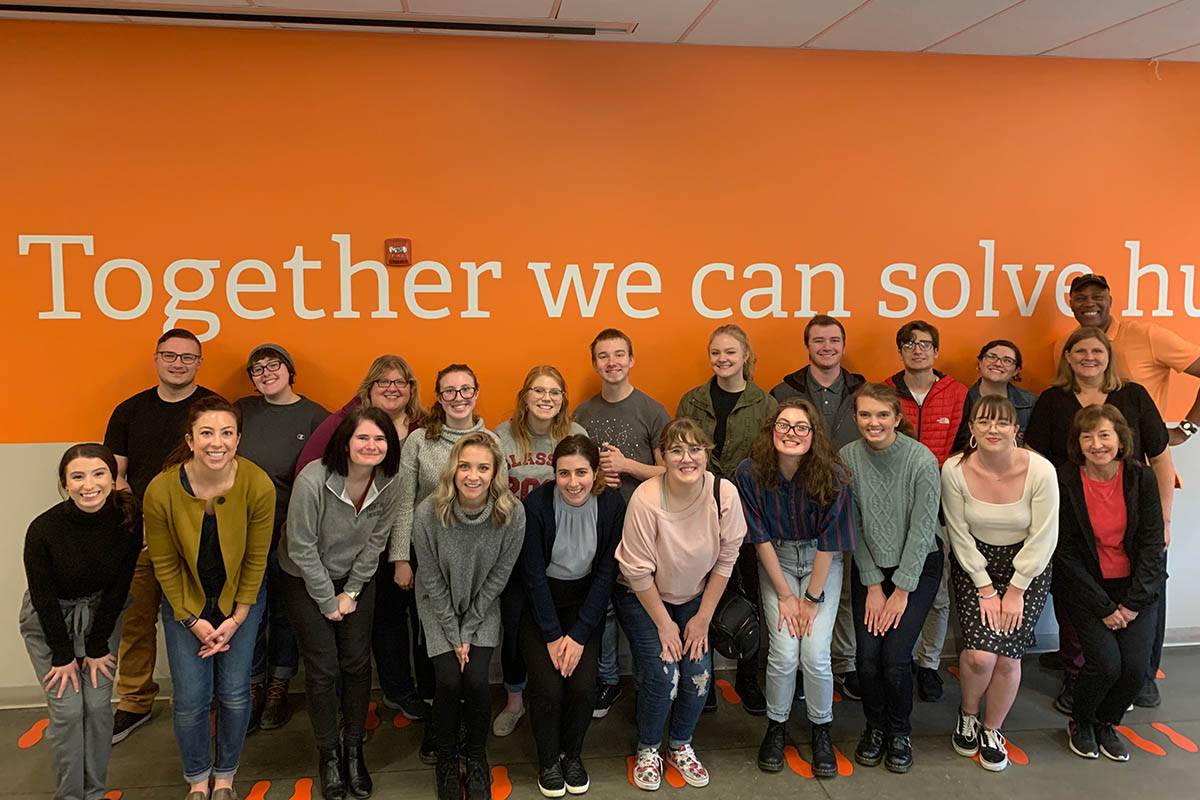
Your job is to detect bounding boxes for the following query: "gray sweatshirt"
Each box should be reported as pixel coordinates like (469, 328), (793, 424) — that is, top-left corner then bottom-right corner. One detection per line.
(412, 496), (525, 657)
(388, 419), (497, 562)
(279, 460), (399, 615)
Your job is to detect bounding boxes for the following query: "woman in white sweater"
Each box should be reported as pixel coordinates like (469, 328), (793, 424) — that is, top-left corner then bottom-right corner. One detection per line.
(942, 395), (1058, 773)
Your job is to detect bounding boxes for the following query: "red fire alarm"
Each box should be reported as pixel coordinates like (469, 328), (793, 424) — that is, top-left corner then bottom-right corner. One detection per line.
(384, 238), (412, 267)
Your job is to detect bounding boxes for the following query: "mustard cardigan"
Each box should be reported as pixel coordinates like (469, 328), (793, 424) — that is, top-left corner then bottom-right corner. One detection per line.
(144, 457), (275, 621)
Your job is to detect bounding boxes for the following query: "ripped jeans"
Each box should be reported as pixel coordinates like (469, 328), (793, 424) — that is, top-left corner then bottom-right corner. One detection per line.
(613, 585), (710, 750)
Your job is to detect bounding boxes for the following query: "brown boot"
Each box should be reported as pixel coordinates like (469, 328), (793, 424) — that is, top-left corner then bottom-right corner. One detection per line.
(248, 680), (267, 733)
(260, 677), (292, 731)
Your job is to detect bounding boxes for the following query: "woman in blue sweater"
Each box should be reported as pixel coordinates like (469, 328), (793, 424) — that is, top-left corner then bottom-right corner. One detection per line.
(519, 435), (624, 797)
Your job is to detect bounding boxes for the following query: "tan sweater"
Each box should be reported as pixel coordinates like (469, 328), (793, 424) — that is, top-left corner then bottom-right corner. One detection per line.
(616, 472), (746, 605)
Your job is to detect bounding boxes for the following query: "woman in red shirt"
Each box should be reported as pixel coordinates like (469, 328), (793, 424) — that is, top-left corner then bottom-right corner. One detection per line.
(1054, 404), (1166, 764)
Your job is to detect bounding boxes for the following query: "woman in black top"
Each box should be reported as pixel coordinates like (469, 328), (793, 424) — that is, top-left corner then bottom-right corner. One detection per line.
(1056, 405), (1165, 762)
(20, 443), (141, 800)
(519, 435), (624, 797)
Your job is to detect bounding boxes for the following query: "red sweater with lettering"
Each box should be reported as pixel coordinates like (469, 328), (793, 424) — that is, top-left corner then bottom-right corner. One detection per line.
(885, 370), (968, 467)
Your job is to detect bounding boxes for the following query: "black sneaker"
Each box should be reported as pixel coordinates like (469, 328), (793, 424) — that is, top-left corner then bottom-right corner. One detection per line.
(834, 671), (862, 701)
(538, 761), (566, 798)
(112, 709), (151, 744)
(757, 719), (786, 773)
(418, 720), (438, 765)
(978, 728), (1008, 771)
(1096, 723), (1130, 762)
(384, 691), (430, 721)
(1132, 677), (1161, 708)
(562, 755), (589, 795)
(1068, 720), (1099, 759)
(703, 684), (718, 712)
(435, 759), (462, 800)
(811, 722), (837, 778)
(736, 676), (767, 717)
(952, 707), (981, 757)
(463, 757), (491, 800)
(794, 680), (805, 704)
(592, 683), (621, 719)
(916, 667), (944, 702)
(1038, 650), (1064, 670)
(854, 727), (885, 767)
(1054, 676), (1076, 716)
(884, 735), (913, 774)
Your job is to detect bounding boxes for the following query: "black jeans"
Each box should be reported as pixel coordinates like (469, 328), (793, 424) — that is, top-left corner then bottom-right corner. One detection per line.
(371, 555), (434, 701)
(520, 577), (603, 769)
(1067, 579), (1158, 726)
(280, 572), (375, 750)
(431, 646), (494, 762)
(851, 543), (943, 737)
(500, 575), (527, 692)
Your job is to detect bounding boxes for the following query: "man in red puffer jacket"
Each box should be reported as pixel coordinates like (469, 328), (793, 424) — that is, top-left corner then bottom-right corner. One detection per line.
(885, 320), (967, 705)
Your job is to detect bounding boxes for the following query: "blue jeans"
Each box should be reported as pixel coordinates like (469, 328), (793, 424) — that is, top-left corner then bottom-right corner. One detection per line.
(597, 601), (620, 686)
(161, 586), (265, 784)
(250, 548), (299, 683)
(758, 540), (843, 724)
(613, 586), (710, 750)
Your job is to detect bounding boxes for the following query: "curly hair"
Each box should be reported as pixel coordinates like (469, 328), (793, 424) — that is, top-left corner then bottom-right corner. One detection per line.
(748, 398), (849, 505)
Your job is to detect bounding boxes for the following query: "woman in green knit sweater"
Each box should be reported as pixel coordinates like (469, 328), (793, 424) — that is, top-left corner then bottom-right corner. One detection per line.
(838, 383), (943, 776)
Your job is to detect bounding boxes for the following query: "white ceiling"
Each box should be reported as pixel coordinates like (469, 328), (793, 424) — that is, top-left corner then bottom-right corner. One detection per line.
(3, 0), (1199, 61)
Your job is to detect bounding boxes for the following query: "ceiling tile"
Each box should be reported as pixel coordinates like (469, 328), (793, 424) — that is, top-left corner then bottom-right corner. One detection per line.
(96, 0), (250, 4)
(0, 11), (131, 22)
(809, 0), (1016, 52)
(684, 0), (866, 47)
(555, 0), (708, 42)
(124, 16), (276, 26)
(252, 0), (408, 11)
(1046, 0), (1200, 58)
(928, 0), (1177, 55)
(1161, 40), (1200, 59)
(406, 0), (552, 16)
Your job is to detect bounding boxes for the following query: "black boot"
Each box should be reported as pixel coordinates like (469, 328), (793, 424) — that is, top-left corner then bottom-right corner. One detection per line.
(735, 660), (767, 716)
(757, 719), (786, 772)
(811, 722), (837, 778)
(854, 727), (885, 767)
(318, 746), (347, 800)
(435, 759), (463, 800)
(885, 735), (913, 774)
(463, 756), (491, 800)
(344, 743), (373, 798)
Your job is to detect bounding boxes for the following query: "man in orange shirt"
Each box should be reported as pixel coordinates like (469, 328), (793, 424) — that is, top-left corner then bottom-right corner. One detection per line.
(1049, 273), (1199, 709)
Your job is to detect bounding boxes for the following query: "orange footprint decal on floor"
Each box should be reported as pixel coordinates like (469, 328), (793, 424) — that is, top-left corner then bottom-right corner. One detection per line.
(103, 792), (122, 800)
(365, 701), (380, 731)
(289, 777), (313, 800)
(18, 718), (48, 749)
(783, 745), (813, 778)
(947, 666), (960, 680)
(715, 679), (741, 704)
(245, 780), (271, 800)
(833, 746), (853, 775)
(1116, 726), (1166, 756)
(392, 712), (411, 728)
(491, 765), (512, 800)
(1156, 669), (1165, 680)
(1007, 740), (1029, 765)
(1152, 723), (1197, 753)
(832, 689), (843, 703)
(663, 762), (686, 787)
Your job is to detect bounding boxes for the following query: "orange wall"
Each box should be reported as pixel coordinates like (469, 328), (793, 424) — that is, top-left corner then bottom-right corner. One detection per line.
(2, 20), (1199, 443)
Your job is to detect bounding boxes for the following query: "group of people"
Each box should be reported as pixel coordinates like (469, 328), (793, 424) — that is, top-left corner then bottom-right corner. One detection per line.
(20, 272), (1195, 800)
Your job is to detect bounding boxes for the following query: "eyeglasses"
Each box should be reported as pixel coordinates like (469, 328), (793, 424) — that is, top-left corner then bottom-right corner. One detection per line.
(157, 351), (200, 365)
(374, 378), (412, 390)
(528, 387), (564, 400)
(665, 445), (705, 460)
(900, 340), (935, 352)
(773, 420), (813, 436)
(249, 360), (284, 376)
(981, 352), (1018, 368)
(438, 386), (478, 401)
(971, 419), (1015, 432)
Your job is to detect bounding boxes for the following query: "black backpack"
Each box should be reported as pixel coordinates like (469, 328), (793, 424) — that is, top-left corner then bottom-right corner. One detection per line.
(709, 477), (761, 662)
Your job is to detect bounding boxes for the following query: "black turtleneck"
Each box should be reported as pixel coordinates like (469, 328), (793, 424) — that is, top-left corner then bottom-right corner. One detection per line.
(23, 497), (141, 666)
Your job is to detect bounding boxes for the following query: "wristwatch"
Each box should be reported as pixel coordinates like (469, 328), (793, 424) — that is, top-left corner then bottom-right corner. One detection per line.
(1179, 419), (1198, 437)
(803, 590), (825, 604)
(346, 590), (361, 601)
(180, 615), (199, 629)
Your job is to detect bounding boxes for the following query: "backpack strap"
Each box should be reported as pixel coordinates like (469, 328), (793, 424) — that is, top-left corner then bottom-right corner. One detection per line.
(713, 474), (723, 521)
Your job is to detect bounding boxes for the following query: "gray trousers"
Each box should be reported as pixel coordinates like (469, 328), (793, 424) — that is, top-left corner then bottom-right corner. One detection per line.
(914, 541), (952, 669)
(830, 554), (857, 674)
(19, 591), (123, 800)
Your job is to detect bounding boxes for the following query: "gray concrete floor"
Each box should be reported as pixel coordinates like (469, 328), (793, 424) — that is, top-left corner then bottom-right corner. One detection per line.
(8, 648), (1200, 800)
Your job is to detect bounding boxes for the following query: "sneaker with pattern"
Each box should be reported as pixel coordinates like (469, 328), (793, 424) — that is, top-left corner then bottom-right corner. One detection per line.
(665, 743), (710, 788)
(632, 746), (663, 791)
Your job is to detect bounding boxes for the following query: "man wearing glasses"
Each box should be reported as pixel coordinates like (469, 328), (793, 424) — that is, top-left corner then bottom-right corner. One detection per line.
(103, 328), (216, 743)
(885, 320), (967, 705)
(234, 344), (329, 732)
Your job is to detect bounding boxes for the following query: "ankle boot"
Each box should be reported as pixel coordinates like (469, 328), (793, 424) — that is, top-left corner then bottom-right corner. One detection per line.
(344, 743), (373, 798)
(318, 746), (346, 800)
(435, 759), (463, 800)
(811, 722), (837, 778)
(463, 756), (491, 800)
(260, 677), (292, 730)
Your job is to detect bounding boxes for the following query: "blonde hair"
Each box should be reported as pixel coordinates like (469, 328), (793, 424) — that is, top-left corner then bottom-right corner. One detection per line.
(1051, 327), (1124, 394)
(356, 355), (427, 426)
(431, 432), (518, 528)
(509, 365), (574, 460)
(709, 324), (756, 381)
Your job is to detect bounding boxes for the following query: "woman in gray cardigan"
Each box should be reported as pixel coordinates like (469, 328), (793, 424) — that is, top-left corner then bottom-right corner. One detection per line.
(280, 407), (401, 800)
(413, 431), (525, 800)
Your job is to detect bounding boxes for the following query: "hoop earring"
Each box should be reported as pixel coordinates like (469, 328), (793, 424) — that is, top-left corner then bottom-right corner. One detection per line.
(968, 435), (977, 449)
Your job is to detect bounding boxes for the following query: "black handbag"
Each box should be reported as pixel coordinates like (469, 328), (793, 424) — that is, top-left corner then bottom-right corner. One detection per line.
(708, 476), (760, 661)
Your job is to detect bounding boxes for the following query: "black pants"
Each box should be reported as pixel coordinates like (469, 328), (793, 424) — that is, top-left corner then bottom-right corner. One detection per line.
(520, 577), (603, 770)
(1067, 579), (1158, 726)
(1150, 553), (1167, 676)
(431, 646), (494, 761)
(851, 543), (943, 737)
(281, 572), (376, 750)
(371, 555), (435, 701)
(500, 575), (527, 692)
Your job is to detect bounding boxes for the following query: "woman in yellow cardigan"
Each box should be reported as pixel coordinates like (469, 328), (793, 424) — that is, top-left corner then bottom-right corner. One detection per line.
(144, 395), (275, 800)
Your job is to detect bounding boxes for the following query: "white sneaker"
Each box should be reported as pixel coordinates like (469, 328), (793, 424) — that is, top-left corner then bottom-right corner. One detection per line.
(665, 743), (710, 787)
(632, 746), (663, 791)
(492, 706), (525, 737)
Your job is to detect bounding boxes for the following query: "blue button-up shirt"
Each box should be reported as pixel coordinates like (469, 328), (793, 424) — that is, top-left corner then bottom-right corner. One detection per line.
(734, 458), (857, 552)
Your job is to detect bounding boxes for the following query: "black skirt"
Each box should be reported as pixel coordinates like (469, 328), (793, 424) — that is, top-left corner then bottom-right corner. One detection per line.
(950, 538), (1051, 658)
